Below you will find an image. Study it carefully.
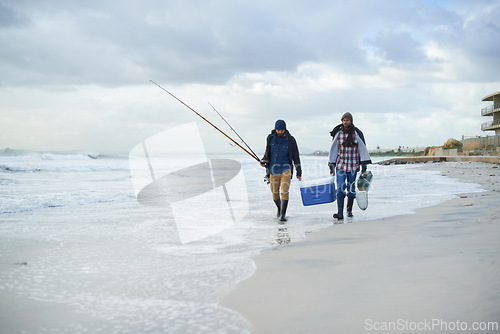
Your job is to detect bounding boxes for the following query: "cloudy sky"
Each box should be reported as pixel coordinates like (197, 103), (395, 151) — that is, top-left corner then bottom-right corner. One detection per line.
(1, 0), (499, 155)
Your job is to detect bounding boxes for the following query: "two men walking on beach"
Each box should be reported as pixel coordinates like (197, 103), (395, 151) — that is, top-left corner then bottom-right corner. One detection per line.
(260, 120), (302, 222)
(261, 113), (371, 223)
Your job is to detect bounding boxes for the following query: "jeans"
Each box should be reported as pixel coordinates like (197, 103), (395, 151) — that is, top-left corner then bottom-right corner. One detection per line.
(336, 168), (357, 199)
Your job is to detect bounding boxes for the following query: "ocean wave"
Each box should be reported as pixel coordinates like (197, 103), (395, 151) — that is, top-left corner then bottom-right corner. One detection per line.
(0, 193), (135, 215)
(39, 153), (96, 160)
(0, 152), (129, 172)
(0, 164), (42, 172)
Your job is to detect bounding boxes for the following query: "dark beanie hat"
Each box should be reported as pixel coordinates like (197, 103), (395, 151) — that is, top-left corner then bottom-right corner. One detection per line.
(341, 112), (353, 122)
(275, 119), (286, 130)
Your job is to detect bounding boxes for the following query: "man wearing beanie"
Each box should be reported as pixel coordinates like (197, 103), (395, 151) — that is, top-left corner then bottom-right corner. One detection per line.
(328, 112), (371, 220)
(261, 119), (302, 222)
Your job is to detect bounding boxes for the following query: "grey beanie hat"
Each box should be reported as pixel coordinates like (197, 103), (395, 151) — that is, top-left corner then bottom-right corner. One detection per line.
(341, 112), (353, 122)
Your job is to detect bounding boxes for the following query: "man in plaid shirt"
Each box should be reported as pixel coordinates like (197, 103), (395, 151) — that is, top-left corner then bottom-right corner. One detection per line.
(328, 112), (371, 220)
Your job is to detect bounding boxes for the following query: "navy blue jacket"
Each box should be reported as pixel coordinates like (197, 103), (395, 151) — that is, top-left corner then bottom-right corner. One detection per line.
(262, 130), (302, 178)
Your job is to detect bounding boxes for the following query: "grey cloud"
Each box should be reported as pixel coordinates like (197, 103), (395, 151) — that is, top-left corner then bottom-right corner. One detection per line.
(0, 1), (380, 87)
(0, 3), (27, 27)
(460, 5), (500, 58)
(1, 0), (499, 89)
(365, 31), (425, 64)
(429, 2), (500, 81)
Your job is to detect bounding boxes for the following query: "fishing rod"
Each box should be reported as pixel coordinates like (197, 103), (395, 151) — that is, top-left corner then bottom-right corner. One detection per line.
(208, 102), (260, 161)
(150, 80), (261, 163)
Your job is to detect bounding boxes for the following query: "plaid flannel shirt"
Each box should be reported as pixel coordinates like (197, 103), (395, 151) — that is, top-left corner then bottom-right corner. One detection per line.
(335, 131), (360, 172)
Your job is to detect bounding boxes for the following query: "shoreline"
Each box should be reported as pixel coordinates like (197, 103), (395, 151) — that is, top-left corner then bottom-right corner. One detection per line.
(378, 155), (500, 165)
(220, 161), (500, 333)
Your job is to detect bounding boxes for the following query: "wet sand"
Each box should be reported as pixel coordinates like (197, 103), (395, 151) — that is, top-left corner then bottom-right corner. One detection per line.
(220, 162), (500, 333)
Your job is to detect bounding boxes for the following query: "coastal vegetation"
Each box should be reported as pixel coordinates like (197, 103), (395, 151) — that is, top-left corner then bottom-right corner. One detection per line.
(369, 149), (425, 157)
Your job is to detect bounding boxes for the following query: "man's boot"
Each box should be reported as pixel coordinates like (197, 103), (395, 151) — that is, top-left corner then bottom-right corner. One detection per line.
(279, 200), (289, 223)
(274, 199), (281, 218)
(333, 196), (344, 220)
(347, 197), (354, 217)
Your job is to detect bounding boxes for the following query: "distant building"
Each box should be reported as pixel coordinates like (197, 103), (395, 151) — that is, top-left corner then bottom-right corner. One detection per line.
(481, 91), (500, 134)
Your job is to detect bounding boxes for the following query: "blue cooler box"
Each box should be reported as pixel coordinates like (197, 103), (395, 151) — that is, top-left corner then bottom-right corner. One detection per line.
(300, 177), (336, 206)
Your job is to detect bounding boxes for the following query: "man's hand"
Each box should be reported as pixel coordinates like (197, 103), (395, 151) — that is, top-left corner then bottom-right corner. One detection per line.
(328, 163), (335, 176)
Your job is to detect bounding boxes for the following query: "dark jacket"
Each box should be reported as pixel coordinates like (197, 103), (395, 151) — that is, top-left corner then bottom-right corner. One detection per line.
(262, 130), (302, 178)
(329, 124), (366, 144)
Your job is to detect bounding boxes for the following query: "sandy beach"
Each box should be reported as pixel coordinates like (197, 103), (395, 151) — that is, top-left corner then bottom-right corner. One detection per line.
(220, 162), (500, 333)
